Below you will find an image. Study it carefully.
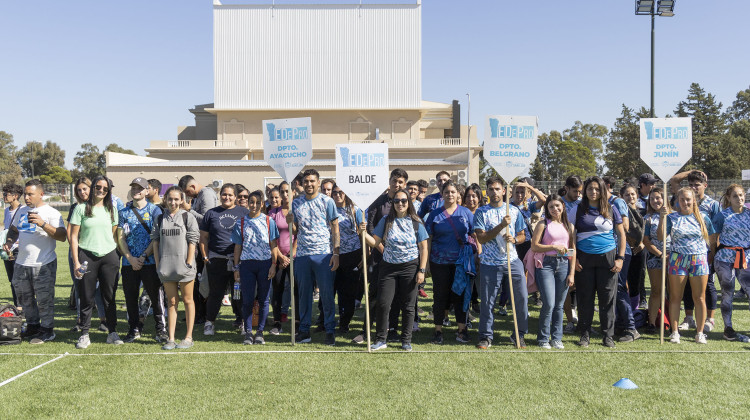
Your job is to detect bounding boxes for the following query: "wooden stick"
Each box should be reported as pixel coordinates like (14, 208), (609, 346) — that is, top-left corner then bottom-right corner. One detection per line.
(506, 181), (521, 349)
(362, 232), (372, 352)
(660, 179), (667, 344)
(289, 211), (296, 346)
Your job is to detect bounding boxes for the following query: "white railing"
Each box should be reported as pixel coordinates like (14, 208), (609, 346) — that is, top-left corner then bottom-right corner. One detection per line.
(168, 140), (192, 147)
(214, 140), (237, 147)
(347, 138), (465, 147)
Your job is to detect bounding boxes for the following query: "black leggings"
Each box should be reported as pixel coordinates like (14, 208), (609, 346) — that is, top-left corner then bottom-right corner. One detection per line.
(375, 259), (418, 343)
(335, 250), (362, 328)
(77, 248), (120, 335)
(206, 257), (241, 323)
(271, 260), (290, 323)
(431, 261), (467, 326)
(122, 265), (165, 333)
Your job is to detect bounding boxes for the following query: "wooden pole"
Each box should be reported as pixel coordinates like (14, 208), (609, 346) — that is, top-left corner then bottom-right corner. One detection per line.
(289, 211), (296, 346)
(660, 180), (667, 344)
(506, 181), (521, 349)
(362, 232), (372, 352)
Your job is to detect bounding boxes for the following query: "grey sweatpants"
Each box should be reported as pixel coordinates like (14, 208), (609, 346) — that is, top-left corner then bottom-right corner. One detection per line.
(12, 259), (58, 329)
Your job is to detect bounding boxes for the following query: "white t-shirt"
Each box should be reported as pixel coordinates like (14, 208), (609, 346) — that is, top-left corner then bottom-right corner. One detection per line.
(14, 205), (64, 267)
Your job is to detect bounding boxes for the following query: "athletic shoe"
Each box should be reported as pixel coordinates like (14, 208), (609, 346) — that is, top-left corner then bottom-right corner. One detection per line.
(538, 341), (552, 349)
(509, 334), (527, 349)
(412, 322), (420, 333)
(204, 321), (215, 336)
(70, 324), (82, 332)
(703, 319), (715, 333)
(338, 324), (349, 334)
(295, 331), (312, 343)
(602, 336), (616, 348)
(155, 330), (169, 344)
(618, 329), (641, 343)
(313, 323), (325, 333)
(401, 343), (412, 352)
(456, 330), (471, 343)
(324, 333), (335, 346)
(123, 330), (141, 343)
(736, 333), (750, 343)
(551, 340), (564, 350)
(175, 338), (194, 349)
(639, 298), (648, 309)
(254, 332), (265, 345)
(442, 318), (451, 327)
(162, 340), (176, 350)
(669, 331), (681, 344)
(678, 316), (695, 331)
(563, 322), (576, 335)
(22, 324), (40, 339)
(418, 289), (428, 298)
(233, 318), (244, 331)
(477, 338), (491, 350)
(497, 307), (508, 316)
(98, 322), (109, 333)
(222, 294), (231, 306)
(695, 332), (707, 344)
(431, 331), (444, 345)
(352, 333), (365, 344)
(578, 332), (590, 347)
(76, 334), (91, 349)
(29, 328), (56, 344)
(243, 332), (254, 345)
(270, 322), (282, 336)
(724, 326), (737, 341)
(532, 292), (542, 307)
(107, 332), (124, 345)
(733, 289), (747, 300)
(313, 290), (320, 301)
(370, 341), (387, 351)
(387, 329), (400, 343)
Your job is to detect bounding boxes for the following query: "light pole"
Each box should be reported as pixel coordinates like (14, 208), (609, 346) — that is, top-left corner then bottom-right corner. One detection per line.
(466, 93), (471, 184)
(635, 0), (675, 118)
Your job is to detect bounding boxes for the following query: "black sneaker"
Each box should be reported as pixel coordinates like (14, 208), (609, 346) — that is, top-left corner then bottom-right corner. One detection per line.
(98, 322), (109, 333)
(387, 328), (400, 343)
(724, 326), (737, 341)
(155, 330), (169, 344)
(643, 323), (657, 334)
(29, 328), (56, 344)
(618, 329), (641, 343)
(431, 331), (444, 345)
(578, 332), (590, 347)
(270, 322), (282, 336)
(477, 337), (491, 350)
(243, 332), (254, 345)
(254, 332), (265, 345)
(22, 324), (41, 339)
(456, 329), (470, 343)
(295, 331), (312, 343)
(603, 336), (616, 348)
(338, 324), (349, 334)
(123, 330), (141, 343)
(509, 334), (527, 349)
(324, 332), (335, 346)
(352, 333), (365, 344)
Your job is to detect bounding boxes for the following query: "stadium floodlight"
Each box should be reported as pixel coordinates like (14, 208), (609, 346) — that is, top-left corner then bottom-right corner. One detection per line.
(635, 0), (676, 117)
(635, 0), (654, 14)
(657, 0), (675, 15)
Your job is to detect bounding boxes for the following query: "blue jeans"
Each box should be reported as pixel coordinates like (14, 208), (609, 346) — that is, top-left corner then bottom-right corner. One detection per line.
(615, 254), (635, 330)
(239, 259), (273, 333)
(479, 259), (528, 341)
(715, 261), (750, 329)
(535, 256), (570, 343)
(295, 254), (335, 334)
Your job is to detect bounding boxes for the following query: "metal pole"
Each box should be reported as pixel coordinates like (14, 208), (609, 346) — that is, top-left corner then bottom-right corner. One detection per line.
(361, 232), (372, 352)
(506, 181), (520, 349)
(289, 212), (296, 345)
(466, 93), (471, 184)
(650, 11), (655, 118)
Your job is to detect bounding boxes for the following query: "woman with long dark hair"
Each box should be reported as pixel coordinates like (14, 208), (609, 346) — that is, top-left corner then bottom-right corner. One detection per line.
(70, 176), (121, 349)
(268, 182), (294, 335)
(463, 183), (485, 314)
(331, 184), (363, 333)
(360, 188), (428, 351)
(642, 187), (670, 331)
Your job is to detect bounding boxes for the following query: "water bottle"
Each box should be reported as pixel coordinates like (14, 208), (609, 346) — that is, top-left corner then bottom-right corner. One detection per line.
(0, 250), (8, 261)
(77, 261), (89, 279)
(233, 282), (241, 300)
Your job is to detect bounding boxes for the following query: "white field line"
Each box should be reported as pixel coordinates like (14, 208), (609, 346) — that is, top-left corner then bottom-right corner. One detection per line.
(0, 352), (68, 388)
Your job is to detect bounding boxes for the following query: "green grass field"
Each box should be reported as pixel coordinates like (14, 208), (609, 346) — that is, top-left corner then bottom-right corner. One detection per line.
(1, 239), (750, 419)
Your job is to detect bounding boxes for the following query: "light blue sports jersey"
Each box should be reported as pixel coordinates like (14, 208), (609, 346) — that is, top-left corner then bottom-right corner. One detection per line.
(562, 197), (581, 225)
(337, 206), (363, 254)
(665, 212), (715, 255)
(712, 208), (750, 265)
(609, 196), (632, 255)
(373, 216), (428, 264)
(473, 203), (525, 266)
(292, 194), (338, 257)
(643, 213), (670, 254)
(231, 214), (279, 261)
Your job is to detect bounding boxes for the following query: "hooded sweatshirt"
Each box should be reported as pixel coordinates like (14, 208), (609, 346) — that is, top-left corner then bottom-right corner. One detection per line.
(152, 209), (199, 282)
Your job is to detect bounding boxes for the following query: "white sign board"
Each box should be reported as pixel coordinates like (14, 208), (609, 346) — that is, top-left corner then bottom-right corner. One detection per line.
(484, 115), (539, 181)
(335, 144), (390, 210)
(262, 117), (313, 183)
(639, 117), (692, 183)
(742, 170), (750, 181)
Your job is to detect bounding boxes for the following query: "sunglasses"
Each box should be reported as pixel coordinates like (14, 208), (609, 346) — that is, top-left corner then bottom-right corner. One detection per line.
(95, 185), (109, 192)
(392, 198), (409, 205)
(237, 195), (249, 200)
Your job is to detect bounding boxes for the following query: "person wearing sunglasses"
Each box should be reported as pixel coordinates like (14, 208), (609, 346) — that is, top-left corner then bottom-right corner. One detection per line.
(360, 189), (428, 351)
(235, 184), (250, 210)
(331, 184), (364, 333)
(69, 176), (122, 349)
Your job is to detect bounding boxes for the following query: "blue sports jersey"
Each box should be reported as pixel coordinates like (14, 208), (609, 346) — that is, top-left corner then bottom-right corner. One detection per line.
(418, 193), (444, 219)
(231, 214), (280, 261)
(473, 203), (525, 266)
(712, 207), (750, 265)
(337, 206), (364, 254)
(292, 193), (338, 257)
(424, 205), (474, 265)
(665, 212), (715, 255)
(643, 212), (670, 254)
(118, 202), (162, 266)
(609, 196), (632, 255)
(373, 216), (428, 264)
(575, 205), (622, 255)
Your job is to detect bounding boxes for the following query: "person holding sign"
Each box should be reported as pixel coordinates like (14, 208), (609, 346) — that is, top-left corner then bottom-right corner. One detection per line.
(574, 177), (626, 348)
(474, 177), (528, 349)
(657, 187), (715, 344)
(331, 184), (364, 333)
(424, 180), (475, 344)
(287, 169), (340, 346)
(359, 189), (428, 351)
(642, 187), (670, 332)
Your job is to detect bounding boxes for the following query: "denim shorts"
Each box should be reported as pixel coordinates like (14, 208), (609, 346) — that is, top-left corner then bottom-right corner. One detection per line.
(668, 252), (709, 276)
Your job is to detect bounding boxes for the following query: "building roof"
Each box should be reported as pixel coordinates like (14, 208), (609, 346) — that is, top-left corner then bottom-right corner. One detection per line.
(109, 158), (464, 168)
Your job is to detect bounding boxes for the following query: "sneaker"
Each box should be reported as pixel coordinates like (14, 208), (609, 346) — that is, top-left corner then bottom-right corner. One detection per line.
(155, 330), (169, 344)
(418, 289), (428, 298)
(533, 294), (542, 307)
(387, 329), (400, 343)
(401, 342), (412, 352)
(695, 332), (707, 344)
(723, 326), (737, 341)
(76, 334), (91, 349)
(370, 340), (387, 351)
(175, 338), (194, 349)
(703, 319), (715, 333)
(618, 329), (641, 343)
(204, 321), (215, 336)
(497, 307), (508, 316)
(324, 333), (335, 346)
(352, 333), (365, 344)
(123, 330), (141, 343)
(736, 333), (750, 343)
(222, 294), (231, 306)
(733, 289), (747, 300)
(295, 331), (312, 343)
(254, 332), (265, 345)
(538, 341), (552, 349)
(162, 340), (176, 350)
(431, 331), (444, 345)
(98, 322), (109, 333)
(678, 316), (695, 331)
(564, 322), (576, 335)
(456, 329), (470, 343)
(509, 334), (527, 349)
(603, 336), (616, 348)
(70, 324), (82, 332)
(106, 332), (124, 345)
(551, 340), (564, 350)
(578, 332), (590, 347)
(412, 322), (420, 333)
(29, 328), (56, 344)
(442, 318), (451, 327)
(243, 332), (254, 345)
(313, 290), (320, 301)
(639, 298), (648, 309)
(270, 322), (282, 336)
(477, 338), (491, 350)
(669, 331), (681, 344)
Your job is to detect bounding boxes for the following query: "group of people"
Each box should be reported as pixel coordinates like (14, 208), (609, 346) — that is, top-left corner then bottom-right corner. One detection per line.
(3, 167), (750, 351)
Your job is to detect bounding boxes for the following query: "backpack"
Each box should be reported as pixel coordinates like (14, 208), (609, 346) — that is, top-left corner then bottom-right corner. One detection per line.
(0, 304), (24, 345)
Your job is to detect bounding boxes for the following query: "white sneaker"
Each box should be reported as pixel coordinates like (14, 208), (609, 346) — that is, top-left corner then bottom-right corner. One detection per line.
(106, 332), (124, 345)
(412, 321), (420, 333)
(669, 331), (680, 344)
(678, 316), (695, 331)
(204, 321), (215, 336)
(695, 332), (707, 344)
(703, 319), (715, 333)
(76, 334), (91, 349)
(222, 295), (231, 306)
(538, 342), (552, 349)
(551, 340), (564, 349)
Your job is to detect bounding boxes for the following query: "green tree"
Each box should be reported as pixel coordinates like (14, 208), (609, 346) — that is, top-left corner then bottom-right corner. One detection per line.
(17, 140), (65, 178)
(674, 83), (726, 137)
(528, 131), (562, 181)
(550, 140), (597, 179)
(563, 121), (608, 172)
(603, 105), (652, 180)
(104, 143), (136, 155)
(39, 166), (73, 185)
(73, 143), (105, 180)
(725, 85), (750, 124)
(0, 131), (22, 185)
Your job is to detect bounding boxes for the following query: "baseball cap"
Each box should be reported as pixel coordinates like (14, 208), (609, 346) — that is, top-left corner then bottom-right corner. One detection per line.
(638, 173), (657, 185)
(130, 177), (148, 189)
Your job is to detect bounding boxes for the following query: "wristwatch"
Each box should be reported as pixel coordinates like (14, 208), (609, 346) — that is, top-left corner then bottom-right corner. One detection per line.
(615, 255), (624, 261)
(418, 268), (426, 274)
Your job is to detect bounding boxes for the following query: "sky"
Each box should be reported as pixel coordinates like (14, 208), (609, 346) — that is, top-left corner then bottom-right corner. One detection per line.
(1, 0), (748, 168)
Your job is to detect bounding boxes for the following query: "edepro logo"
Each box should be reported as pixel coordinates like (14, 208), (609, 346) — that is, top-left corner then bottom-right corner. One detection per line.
(643, 121), (689, 140)
(488, 118), (534, 139)
(266, 123), (309, 141)
(340, 147), (385, 167)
